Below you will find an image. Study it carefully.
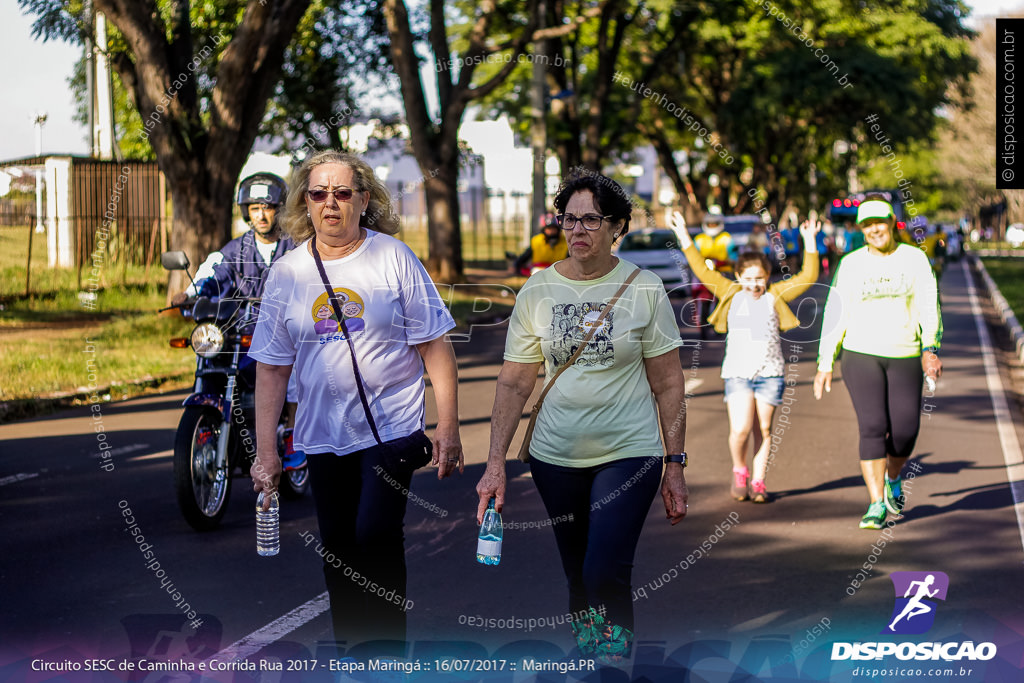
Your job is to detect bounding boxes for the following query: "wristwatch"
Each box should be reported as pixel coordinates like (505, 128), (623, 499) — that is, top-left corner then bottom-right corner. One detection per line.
(923, 346), (939, 355)
(664, 453), (688, 467)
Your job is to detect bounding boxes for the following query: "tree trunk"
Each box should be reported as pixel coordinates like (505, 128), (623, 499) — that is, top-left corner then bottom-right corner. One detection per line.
(423, 164), (464, 283)
(164, 170), (235, 297)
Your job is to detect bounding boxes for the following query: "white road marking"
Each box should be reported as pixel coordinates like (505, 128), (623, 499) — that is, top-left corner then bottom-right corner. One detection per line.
(0, 472), (39, 486)
(127, 449), (173, 462)
(90, 443), (149, 459)
(210, 592), (331, 662)
(963, 259), (1024, 558)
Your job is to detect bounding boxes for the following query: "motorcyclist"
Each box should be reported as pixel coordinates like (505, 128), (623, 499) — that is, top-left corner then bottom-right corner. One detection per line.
(172, 172), (295, 306)
(170, 172), (304, 471)
(514, 213), (569, 275)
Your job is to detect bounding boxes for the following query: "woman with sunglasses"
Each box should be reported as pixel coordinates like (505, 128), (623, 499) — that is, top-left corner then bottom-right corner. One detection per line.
(248, 150), (464, 649)
(476, 169), (689, 664)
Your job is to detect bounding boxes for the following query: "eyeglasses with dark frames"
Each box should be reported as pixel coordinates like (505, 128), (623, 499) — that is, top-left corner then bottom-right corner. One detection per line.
(307, 187), (356, 203)
(555, 213), (613, 231)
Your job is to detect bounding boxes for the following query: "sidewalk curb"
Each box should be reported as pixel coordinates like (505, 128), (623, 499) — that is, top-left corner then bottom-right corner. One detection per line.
(973, 254), (1024, 364)
(0, 373), (191, 425)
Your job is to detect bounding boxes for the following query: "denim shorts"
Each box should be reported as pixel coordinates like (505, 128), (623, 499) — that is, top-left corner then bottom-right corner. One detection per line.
(723, 375), (786, 406)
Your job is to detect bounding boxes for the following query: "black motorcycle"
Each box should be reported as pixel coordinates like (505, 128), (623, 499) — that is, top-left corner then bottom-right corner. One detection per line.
(161, 251), (309, 531)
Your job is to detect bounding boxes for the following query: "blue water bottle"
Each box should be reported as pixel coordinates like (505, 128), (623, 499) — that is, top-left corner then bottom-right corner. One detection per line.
(476, 499), (502, 565)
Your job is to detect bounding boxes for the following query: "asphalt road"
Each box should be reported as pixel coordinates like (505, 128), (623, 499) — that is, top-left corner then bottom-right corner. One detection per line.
(1, 258), (1022, 682)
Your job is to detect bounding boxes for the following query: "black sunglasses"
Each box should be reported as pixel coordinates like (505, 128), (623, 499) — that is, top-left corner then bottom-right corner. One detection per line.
(307, 187), (356, 203)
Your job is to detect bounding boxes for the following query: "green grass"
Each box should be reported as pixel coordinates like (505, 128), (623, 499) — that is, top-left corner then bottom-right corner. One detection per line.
(981, 257), (1024, 322)
(0, 287), (195, 402)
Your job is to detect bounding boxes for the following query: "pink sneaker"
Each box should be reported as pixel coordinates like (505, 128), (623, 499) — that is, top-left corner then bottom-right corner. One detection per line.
(751, 479), (769, 503)
(731, 467), (749, 501)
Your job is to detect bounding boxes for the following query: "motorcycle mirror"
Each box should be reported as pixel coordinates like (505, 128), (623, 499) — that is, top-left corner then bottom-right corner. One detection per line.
(161, 251), (191, 271)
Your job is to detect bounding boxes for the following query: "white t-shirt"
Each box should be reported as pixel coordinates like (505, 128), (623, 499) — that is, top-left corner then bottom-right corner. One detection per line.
(721, 291), (785, 379)
(504, 260), (684, 468)
(817, 244), (942, 371)
(249, 231), (455, 455)
(254, 239), (278, 266)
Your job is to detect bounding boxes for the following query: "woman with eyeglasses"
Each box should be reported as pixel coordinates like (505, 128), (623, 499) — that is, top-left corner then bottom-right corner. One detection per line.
(248, 150), (463, 649)
(475, 169), (689, 664)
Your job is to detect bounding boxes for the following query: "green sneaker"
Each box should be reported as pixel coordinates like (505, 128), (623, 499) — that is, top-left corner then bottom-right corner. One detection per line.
(570, 611), (597, 655)
(595, 623), (633, 663)
(859, 499), (887, 529)
(884, 475), (905, 515)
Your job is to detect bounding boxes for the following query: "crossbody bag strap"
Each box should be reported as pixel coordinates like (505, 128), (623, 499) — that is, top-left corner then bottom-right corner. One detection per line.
(310, 234), (384, 446)
(531, 267), (640, 407)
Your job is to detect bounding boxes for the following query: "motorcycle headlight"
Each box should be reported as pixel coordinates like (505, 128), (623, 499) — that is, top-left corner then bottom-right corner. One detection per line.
(190, 323), (225, 358)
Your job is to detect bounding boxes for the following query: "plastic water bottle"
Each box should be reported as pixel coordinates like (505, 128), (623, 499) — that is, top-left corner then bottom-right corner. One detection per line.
(476, 499), (502, 565)
(256, 491), (280, 556)
(924, 373), (936, 393)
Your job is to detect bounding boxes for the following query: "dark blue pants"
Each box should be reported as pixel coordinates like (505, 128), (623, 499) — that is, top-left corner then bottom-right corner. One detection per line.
(529, 455), (662, 632)
(306, 432), (430, 648)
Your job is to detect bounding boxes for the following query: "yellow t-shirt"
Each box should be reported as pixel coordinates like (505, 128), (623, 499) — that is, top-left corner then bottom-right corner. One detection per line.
(504, 260), (684, 467)
(694, 232), (733, 263)
(530, 232), (568, 266)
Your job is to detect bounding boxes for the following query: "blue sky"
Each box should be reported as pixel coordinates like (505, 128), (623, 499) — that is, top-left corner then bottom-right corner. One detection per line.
(0, 1), (1016, 162)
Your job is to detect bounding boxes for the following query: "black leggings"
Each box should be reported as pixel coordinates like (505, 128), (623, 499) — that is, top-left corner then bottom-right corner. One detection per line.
(528, 456), (662, 632)
(841, 350), (923, 461)
(306, 432), (431, 648)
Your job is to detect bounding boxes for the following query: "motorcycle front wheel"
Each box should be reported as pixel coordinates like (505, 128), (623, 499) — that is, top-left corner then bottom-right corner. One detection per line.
(174, 406), (232, 531)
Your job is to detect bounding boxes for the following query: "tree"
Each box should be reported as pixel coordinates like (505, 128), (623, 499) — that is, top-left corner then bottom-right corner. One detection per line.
(634, 0), (977, 220)
(931, 16), (1019, 227)
(381, 0), (549, 282)
(21, 0), (311, 292)
(477, 0), (675, 175)
(479, 0), (976, 223)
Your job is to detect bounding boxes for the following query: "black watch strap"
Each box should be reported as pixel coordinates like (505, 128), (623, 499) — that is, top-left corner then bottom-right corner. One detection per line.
(664, 452), (688, 467)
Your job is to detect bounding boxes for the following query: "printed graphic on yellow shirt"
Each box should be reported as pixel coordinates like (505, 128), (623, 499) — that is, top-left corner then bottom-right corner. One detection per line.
(550, 302), (614, 368)
(311, 288), (365, 338)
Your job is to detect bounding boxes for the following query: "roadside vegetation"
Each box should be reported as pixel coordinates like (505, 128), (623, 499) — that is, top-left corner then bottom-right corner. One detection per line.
(980, 257), (1024, 323)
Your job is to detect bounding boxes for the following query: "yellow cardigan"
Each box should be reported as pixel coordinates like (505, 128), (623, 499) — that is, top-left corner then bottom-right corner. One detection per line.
(682, 245), (819, 334)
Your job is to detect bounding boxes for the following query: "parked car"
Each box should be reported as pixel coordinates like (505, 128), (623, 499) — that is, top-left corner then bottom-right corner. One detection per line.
(721, 214), (763, 251)
(1007, 224), (1024, 248)
(615, 228), (692, 297)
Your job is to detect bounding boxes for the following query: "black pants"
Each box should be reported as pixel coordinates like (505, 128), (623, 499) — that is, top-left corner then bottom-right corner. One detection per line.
(841, 350), (923, 461)
(529, 456), (661, 632)
(306, 432), (431, 648)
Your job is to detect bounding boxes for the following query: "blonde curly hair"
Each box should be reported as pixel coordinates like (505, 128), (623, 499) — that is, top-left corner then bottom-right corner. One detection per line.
(280, 150), (401, 242)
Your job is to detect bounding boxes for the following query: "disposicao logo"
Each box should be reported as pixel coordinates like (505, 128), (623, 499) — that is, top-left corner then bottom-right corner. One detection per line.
(882, 571), (948, 635)
(831, 571), (997, 662)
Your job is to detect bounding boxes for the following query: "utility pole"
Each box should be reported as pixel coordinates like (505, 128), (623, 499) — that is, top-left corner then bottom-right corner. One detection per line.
(93, 10), (115, 160)
(33, 112), (47, 234)
(529, 0), (548, 243)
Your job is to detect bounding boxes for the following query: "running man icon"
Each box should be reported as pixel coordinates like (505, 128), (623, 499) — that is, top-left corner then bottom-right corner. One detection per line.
(888, 575), (938, 630)
(883, 571), (949, 635)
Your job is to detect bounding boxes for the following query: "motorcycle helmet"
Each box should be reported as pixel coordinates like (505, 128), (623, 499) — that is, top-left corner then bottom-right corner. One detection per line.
(238, 173), (288, 228)
(702, 205), (725, 237)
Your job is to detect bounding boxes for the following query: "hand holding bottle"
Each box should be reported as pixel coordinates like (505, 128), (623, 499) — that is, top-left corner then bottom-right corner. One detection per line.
(476, 499), (502, 565)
